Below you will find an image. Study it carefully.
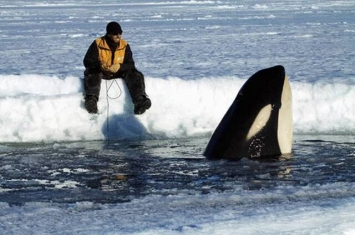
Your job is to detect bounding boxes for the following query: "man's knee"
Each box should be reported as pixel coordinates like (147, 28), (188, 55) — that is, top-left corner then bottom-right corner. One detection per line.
(85, 73), (102, 87)
(84, 71), (103, 99)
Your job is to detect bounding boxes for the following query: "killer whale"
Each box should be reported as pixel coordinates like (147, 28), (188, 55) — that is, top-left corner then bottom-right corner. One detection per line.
(204, 65), (293, 160)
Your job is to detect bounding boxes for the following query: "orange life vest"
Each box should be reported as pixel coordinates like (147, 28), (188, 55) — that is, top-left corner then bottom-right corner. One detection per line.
(95, 37), (128, 67)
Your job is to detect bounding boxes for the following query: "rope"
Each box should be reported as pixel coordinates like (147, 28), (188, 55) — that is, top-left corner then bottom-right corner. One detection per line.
(105, 79), (122, 143)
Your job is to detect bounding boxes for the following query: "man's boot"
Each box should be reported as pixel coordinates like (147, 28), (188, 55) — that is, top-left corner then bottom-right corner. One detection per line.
(134, 95), (151, 115)
(85, 95), (98, 114)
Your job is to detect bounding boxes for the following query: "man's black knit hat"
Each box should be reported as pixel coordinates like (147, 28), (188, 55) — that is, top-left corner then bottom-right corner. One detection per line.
(106, 21), (122, 35)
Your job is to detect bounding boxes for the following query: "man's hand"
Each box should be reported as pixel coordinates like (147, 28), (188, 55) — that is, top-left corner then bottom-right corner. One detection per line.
(100, 63), (110, 72)
(108, 63), (121, 73)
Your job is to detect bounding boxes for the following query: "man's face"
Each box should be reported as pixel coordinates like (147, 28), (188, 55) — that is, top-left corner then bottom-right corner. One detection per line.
(109, 34), (121, 44)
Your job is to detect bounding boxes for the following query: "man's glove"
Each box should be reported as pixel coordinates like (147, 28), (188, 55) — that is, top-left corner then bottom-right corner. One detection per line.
(100, 63), (110, 72)
(108, 63), (121, 73)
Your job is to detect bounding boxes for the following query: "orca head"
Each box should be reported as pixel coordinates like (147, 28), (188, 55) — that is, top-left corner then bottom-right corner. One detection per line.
(204, 65), (293, 160)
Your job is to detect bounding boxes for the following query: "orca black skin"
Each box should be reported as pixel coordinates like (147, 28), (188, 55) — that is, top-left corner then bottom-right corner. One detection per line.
(204, 65), (293, 160)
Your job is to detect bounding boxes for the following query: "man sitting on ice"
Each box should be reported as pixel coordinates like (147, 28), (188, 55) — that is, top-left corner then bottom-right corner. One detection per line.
(83, 21), (151, 114)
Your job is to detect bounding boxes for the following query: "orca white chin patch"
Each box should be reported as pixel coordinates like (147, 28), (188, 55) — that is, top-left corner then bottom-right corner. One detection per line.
(246, 104), (272, 141)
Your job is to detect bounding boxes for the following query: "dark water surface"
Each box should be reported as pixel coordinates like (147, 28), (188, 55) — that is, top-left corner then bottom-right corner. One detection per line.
(0, 136), (354, 205)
